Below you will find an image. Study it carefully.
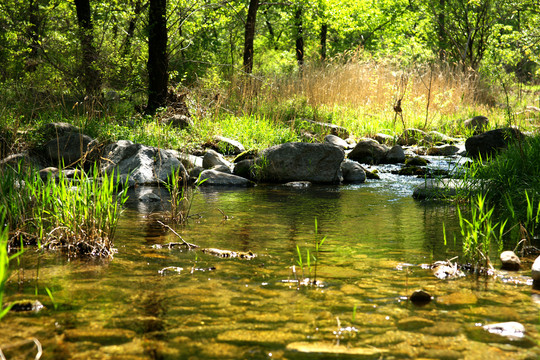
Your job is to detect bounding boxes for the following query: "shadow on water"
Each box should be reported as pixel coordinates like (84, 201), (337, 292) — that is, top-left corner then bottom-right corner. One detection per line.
(2, 180), (540, 359)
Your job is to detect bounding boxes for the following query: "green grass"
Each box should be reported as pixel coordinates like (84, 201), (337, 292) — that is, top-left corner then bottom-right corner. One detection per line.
(0, 163), (128, 257)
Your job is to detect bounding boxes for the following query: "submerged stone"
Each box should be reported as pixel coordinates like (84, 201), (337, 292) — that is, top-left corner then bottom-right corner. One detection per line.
(500, 250), (521, 271)
(397, 316), (435, 330)
(409, 289), (432, 306)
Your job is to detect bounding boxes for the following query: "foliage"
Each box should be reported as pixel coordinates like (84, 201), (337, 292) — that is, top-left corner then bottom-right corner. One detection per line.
(0, 163), (128, 257)
(457, 193), (506, 269)
(294, 218), (327, 286)
(0, 213), (23, 321)
(462, 136), (540, 238)
(166, 166), (205, 224)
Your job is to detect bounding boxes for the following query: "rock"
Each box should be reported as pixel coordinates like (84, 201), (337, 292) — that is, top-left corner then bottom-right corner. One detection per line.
(373, 133), (394, 144)
(161, 114), (193, 129)
(405, 156), (429, 166)
(286, 342), (387, 357)
(348, 139), (389, 164)
(500, 250), (521, 271)
(385, 145), (405, 163)
(483, 322), (526, 340)
(397, 316), (435, 330)
(301, 119), (349, 139)
(101, 140), (187, 186)
(64, 328), (136, 345)
(202, 149), (231, 169)
(464, 115), (488, 134)
(198, 169), (253, 187)
(213, 135), (246, 155)
(409, 289), (432, 306)
(364, 168), (380, 180)
(210, 164), (232, 174)
(428, 131), (460, 144)
(324, 134), (349, 149)
(255, 142), (344, 184)
(37, 122), (81, 139)
(9, 300), (44, 313)
(189, 166), (204, 180)
(426, 145), (460, 156)
(44, 132), (95, 166)
(397, 128), (427, 146)
(178, 153), (203, 169)
(233, 159), (256, 180)
(532, 256), (540, 282)
(465, 127), (524, 159)
(283, 181), (312, 188)
(340, 159), (366, 184)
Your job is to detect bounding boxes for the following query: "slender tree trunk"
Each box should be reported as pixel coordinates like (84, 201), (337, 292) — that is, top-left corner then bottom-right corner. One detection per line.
(146, 0), (168, 115)
(438, 0), (446, 60)
(26, 0), (41, 72)
(294, 6), (304, 69)
(122, 0), (145, 56)
(320, 23), (327, 61)
(243, 0), (259, 73)
(74, 0), (101, 96)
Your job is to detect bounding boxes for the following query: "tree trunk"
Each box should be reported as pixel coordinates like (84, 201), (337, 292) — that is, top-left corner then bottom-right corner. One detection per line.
(438, 0), (446, 60)
(294, 6), (304, 69)
(26, 0), (41, 72)
(74, 0), (101, 96)
(320, 23), (327, 61)
(122, 0), (145, 56)
(243, 0), (259, 73)
(146, 0), (168, 115)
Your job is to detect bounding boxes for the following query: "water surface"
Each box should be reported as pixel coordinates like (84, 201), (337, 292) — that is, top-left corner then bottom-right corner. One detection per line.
(2, 179), (539, 359)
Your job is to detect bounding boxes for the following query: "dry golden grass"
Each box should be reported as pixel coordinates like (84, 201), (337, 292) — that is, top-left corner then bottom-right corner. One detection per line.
(217, 60), (507, 138)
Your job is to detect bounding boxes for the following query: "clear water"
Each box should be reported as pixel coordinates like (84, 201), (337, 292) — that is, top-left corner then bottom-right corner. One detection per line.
(2, 177), (539, 359)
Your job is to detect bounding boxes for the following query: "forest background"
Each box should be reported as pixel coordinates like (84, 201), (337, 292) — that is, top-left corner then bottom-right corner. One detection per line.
(0, 0), (539, 153)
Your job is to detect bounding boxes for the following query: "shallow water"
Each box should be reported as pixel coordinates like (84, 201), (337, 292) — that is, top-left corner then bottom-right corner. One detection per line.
(2, 176), (539, 359)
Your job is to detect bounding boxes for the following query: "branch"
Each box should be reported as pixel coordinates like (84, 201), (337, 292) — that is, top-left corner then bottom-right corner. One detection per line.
(156, 221), (199, 249)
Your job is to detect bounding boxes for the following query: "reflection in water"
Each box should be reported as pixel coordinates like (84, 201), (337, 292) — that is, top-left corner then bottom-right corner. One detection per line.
(2, 184), (539, 359)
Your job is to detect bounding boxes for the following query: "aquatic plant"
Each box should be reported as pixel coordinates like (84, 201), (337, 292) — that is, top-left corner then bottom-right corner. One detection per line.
(294, 218), (327, 286)
(1, 163), (128, 257)
(457, 193), (506, 271)
(33, 166), (129, 257)
(0, 214), (24, 321)
(166, 167), (204, 224)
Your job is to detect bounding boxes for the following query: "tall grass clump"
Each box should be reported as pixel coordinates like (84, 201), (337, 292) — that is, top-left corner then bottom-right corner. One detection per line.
(165, 166), (205, 224)
(0, 163), (128, 257)
(462, 136), (540, 241)
(32, 166), (129, 257)
(457, 193), (506, 271)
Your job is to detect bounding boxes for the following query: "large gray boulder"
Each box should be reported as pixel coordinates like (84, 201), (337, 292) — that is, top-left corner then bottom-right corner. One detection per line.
(255, 142), (344, 184)
(465, 128), (524, 159)
(340, 160), (366, 183)
(203, 149), (231, 169)
(348, 139), (389, 164)
(348, 140), (405, 164)
(324, 134), (350, 150)
(44, 132), (95, 166)
(101, 140), (186, 185)
(213, 136), (246, 155)
(385, 145), (405, 164)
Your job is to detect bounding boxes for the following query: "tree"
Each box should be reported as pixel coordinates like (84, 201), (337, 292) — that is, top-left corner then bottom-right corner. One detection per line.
(74, 0), (101, 96)
(243, 0), (259, 73)
(294, 4), (304, 68)
(147, 0), (169, 115)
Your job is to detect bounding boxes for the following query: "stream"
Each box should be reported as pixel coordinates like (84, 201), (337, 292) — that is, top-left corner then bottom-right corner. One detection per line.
(2, 165), (539, 359)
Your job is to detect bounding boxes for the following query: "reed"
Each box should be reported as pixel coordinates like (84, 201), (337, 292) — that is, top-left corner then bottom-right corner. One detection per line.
(457, 193), (506, 270)
(0, 213), (24, 321)
(1, 163), (128, 257)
